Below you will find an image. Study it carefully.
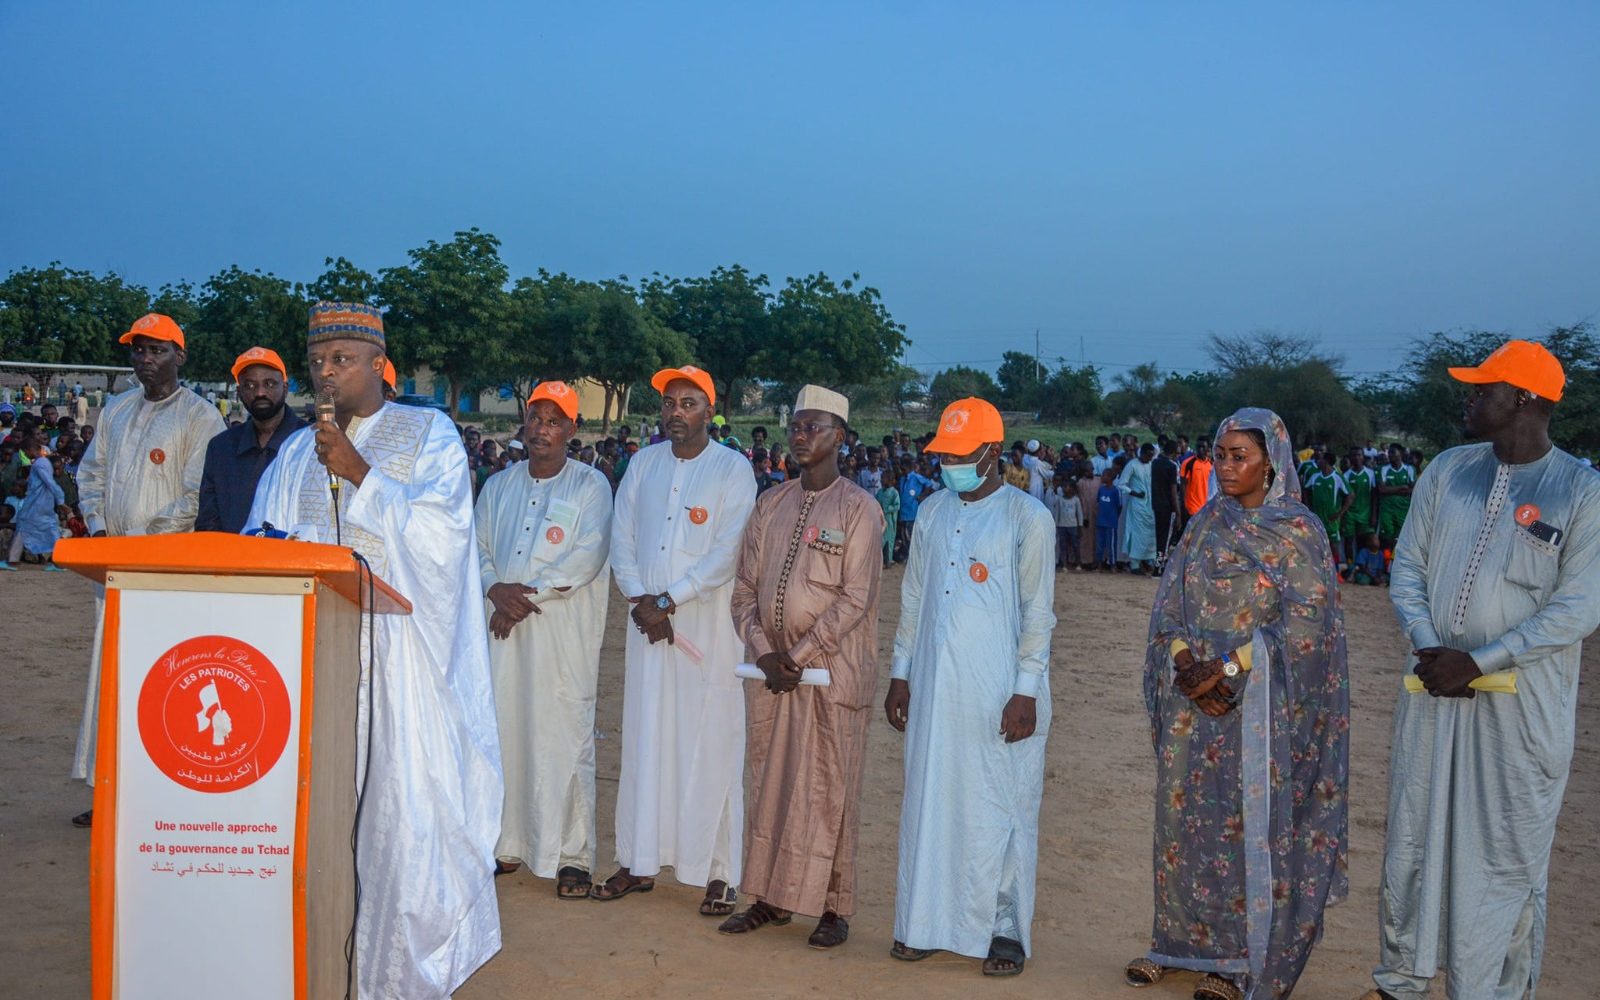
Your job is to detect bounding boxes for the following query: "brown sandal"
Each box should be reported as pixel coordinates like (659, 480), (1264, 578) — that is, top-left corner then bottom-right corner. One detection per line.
(699, 879), (737, 916)
(717, 900), (792, 935)
(589, 868), (654, 901)
(807, 912), (849, 949)
(981, 936), (1025, 977)
(493, 859), (520, 877)
(556, 866), (591, 899)
(1194, 973), (1243, 1000)
(1125, 958), (1167, 987)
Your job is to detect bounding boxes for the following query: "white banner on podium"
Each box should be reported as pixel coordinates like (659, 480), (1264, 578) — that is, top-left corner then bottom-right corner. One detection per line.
(114, 589), (305, 999)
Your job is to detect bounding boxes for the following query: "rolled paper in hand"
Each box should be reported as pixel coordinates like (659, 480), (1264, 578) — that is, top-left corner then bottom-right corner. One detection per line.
(1403, 670), (1518, 694)
(674, 634), (705, 664)
(735, 663), (831, 687)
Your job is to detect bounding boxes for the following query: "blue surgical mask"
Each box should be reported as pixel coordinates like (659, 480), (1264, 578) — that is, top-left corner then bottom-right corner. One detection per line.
(941, 461), (981, 492)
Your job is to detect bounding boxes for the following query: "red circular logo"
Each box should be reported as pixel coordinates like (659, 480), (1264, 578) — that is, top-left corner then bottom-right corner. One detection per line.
(969, 561), (989, 583)
(545, 525), (565, 545)
(137, 635), (291, 794)
(1515, 503), (1541, 526)
(803, 525), (820, 543)
(688, 506), (709, 525)
(149, 448), (166, 465)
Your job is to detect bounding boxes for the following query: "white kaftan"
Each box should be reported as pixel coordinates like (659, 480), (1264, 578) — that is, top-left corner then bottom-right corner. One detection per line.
(890, 484), (1056, 958)
(609, 439), (756, 887)
(474, 458), (612, 876)
(73, 386), (224, 783)
(1375, 443), (1600, 1000)
(247, 403), (502, 1000)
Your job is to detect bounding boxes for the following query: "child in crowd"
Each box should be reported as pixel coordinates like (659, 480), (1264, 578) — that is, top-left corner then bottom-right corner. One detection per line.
(1095, 468), (1121, 570)
(877, 467), (901, 569)
(1046, 473), (1084, 570)
(1350, 532), (1389, 586)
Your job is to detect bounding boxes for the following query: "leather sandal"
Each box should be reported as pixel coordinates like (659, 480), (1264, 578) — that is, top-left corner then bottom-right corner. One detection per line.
(1125, 958), (1167, 987)
(717, 900), (792, 935)
(807, 912), (849, 949)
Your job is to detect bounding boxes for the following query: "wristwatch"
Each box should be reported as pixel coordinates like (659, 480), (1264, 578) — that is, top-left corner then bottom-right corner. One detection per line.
(1221, 656), (1240, 678)
(655, 594), (673, 611)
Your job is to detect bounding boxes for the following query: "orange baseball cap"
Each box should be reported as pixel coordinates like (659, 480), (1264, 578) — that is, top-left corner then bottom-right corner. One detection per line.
(119, 313), (185, 350)
(1448, 339), (1565, 401)
(382, 359), (397, 389)
(651, 365), (716, 406)
(925, 397), (1005, 456)
(528, 380), (578, 421)
(230, 346), (287, 381)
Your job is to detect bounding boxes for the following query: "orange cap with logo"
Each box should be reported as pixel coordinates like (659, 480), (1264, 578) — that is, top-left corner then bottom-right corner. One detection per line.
(1448, 339), (1565, 401)
(650, 365), (716, 406)
(230, 346), (287, 382)
(925, 397), (1005, 455)
(119, 313), (186, 351)
(382, 360), (397, 390)
(528, 380), (579, 421)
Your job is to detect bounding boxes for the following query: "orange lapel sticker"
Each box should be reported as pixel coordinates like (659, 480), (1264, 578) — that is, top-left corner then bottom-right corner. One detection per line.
(148, 448), (166, 465)
(688, 506), (709, 525)
(969, 561), (989, 583)
(1515, 503), (1541, 526)
(545, 525), (565, 545)
(803, 525), (820, 543)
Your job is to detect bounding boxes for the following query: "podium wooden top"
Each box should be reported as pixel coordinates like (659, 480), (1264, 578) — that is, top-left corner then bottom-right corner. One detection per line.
(54, 533), (413, 615)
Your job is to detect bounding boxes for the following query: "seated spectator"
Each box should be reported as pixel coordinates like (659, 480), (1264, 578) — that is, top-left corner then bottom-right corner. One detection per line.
(1349, 532), (1389, 586)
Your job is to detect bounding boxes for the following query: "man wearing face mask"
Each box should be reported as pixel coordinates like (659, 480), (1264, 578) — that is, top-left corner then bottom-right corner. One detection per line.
(196, 347), (304, 533)
(884, 397), (1057, 978)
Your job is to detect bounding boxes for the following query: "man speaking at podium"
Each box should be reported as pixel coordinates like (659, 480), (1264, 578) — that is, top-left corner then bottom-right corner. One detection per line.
(246, 302), (503, 999)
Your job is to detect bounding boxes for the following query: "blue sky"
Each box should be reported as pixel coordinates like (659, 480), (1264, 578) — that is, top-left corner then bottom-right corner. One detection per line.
(3, 2), (1596, 379)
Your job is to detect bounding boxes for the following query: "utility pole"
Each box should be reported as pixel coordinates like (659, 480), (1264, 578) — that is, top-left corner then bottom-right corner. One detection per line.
(1034, 328), (1041, 380)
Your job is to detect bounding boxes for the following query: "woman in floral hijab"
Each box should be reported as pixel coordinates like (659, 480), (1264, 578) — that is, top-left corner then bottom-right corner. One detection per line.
(1125, 408), (1349, 1000)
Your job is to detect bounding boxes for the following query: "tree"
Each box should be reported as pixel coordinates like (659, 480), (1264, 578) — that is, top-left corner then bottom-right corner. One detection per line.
(928, 365), (1000, 409)
(186, 266), (305, 382)
(996, 350), (1046, 412)
(1107, 363), (1185, 435)
(764, 272), (909, 389)
(378, 229), (512, 413)
(1206, 331), (1328, 377)
(0, 263), (148, 369)
(640, 265), (772, 414)
(580, 279), (692, 432)
(1036, 363), (1102, 423)
(306, 256), (379, 305)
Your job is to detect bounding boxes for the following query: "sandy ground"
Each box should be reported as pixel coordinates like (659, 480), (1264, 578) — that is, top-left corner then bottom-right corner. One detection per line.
(2, 565), (1594, 999)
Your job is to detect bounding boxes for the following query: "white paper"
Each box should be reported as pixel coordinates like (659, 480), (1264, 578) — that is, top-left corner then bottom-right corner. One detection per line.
(734, 662), (831, 687)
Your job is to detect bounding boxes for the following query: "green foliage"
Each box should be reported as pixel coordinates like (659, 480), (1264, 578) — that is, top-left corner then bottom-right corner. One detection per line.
(1036, 363), (1103, 423)
(927, 364), (999, 409)
(306, 256), (379, 304)
(763, 272), (909, 393)
(1105, 362), (1189, 435)
(640, 265), (772, 411)
(0, 263), (148, 367)
(186, 266), (305, 381)
(379, 228), (512, 412)
(996, 350), (1047, 411)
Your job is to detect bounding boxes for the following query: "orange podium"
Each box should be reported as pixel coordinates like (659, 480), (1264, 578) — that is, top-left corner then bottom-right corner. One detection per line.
(55, 533), (411, 1000)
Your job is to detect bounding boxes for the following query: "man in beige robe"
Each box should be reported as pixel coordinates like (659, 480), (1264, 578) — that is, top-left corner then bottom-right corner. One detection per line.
(722, 385), (883, 949)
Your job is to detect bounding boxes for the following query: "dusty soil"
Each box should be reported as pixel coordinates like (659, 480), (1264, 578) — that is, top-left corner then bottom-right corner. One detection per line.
(2, 566), (1594, 999)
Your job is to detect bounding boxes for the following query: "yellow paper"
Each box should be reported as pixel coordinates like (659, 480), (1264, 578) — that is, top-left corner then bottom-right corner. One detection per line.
(1403, 671), (1518, 694)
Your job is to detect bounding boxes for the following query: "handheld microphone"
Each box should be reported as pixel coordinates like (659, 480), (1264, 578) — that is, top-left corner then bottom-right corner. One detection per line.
(316, 385), (340, 495)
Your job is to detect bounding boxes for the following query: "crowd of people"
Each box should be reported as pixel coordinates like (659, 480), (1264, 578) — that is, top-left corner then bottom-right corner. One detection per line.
(10, 309), (1594, 1000)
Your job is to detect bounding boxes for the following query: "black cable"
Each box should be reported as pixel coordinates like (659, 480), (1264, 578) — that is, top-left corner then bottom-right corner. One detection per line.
(344, 550), (376, 1000)
(331, 482), (342, 547)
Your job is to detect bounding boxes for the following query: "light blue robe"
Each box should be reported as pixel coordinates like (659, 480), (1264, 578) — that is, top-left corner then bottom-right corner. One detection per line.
(1376, 442), (1600, 1000)
(1118, 459), (1157, 562)
(17, 458), (65, 556)
(890, 484), (1056, 958)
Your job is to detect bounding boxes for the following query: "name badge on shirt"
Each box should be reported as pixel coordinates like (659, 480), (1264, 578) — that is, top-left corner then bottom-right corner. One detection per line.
(542, 498), (579, 546)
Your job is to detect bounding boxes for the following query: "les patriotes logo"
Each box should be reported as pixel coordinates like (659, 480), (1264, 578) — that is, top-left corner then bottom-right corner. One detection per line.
(137, 636), (291, 794)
